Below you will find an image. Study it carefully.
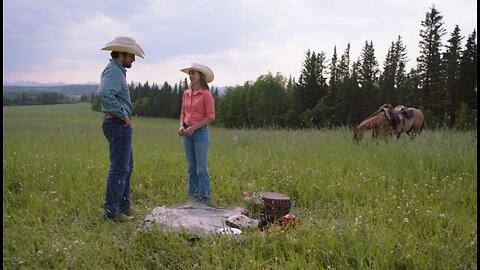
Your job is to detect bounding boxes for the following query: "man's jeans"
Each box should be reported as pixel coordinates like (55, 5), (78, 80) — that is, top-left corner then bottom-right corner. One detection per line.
(102, 118), (133, 218)
(182, 126), (210, 204)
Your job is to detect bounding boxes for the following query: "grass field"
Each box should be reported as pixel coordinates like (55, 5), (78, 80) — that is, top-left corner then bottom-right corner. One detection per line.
(3, 103), (477, 269)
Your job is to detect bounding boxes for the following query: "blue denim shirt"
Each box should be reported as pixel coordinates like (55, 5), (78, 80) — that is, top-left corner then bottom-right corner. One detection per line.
(98, 59), (132, 118)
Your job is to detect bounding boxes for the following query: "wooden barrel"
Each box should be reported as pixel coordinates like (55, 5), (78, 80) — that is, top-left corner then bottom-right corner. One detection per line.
(261, 192), (291, 223)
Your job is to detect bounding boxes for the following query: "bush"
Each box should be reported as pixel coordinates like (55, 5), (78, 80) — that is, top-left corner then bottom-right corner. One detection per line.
(454, 101), (477, 130)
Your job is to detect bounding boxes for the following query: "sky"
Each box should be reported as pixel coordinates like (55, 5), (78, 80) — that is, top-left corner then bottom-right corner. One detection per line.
(3, 0), (477, 88)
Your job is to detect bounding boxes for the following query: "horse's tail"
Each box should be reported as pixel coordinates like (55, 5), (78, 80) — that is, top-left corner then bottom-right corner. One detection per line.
(414, 109), (425, 134)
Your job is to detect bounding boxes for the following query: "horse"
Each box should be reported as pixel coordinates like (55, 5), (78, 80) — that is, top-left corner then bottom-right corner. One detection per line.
(392, 105), (424, 139)
(353, 106), (397, 142)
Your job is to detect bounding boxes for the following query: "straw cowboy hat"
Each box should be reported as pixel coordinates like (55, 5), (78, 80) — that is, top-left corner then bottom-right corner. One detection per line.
(101, 36), (145, 59)
(181, 63), (214, 83)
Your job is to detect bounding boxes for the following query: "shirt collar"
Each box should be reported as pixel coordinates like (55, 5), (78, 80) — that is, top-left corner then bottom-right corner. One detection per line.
(109, 59), (127, 74)
(189, 87), (207, 95)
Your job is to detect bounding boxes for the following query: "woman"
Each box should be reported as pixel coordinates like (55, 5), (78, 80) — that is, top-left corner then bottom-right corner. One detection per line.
(178, 63), (215, 205)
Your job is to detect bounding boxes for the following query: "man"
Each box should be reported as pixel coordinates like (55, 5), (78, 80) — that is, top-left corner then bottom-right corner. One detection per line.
(98, 36), (145, 222)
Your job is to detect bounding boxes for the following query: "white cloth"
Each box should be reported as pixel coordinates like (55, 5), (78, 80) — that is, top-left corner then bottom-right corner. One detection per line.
(143, 201), (246, 235)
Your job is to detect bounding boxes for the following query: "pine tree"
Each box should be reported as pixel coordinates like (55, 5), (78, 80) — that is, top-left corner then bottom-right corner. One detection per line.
(394, 37), (408, 93)
(441, 25), (463, 127)
(294, 50), (313, 113)
(417, 5), (446, 118)
(348, 61), (362, 125)
(358, 40), (380, 116)
(293, 50), (326, 114)
(397, 68), (421, 106)
(326, 46), (339, 108)
(379, 36), (408, 105)
(286, 75), (295, 96)
(458, 30), (477, 110)
(379, 43), (396, 103)
(333, 44), (351, 125)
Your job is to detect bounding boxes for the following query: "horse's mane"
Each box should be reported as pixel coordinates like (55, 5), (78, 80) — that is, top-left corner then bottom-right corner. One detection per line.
(361, 108), (385, 123)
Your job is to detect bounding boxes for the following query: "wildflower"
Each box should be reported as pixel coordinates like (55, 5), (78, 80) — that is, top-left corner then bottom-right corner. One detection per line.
(242, 191), (263, 218)
(403, 218), (409, 223)
(354, 216), (362, 226)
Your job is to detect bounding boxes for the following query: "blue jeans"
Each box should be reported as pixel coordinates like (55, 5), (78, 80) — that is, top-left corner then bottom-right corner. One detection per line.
(182, 126), (211, 204)
(102, 118), (133, 218)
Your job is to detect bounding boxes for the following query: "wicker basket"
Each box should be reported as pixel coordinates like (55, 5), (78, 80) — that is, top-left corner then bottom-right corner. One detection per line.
(261, 192), (291, 223)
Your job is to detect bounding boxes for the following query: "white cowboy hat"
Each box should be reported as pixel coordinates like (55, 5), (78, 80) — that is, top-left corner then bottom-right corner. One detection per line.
(101, 36), (145, 59)
(181, 63), (214, 83)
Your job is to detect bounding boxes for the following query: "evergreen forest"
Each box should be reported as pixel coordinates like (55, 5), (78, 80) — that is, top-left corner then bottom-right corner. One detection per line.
(91, 6), (477, 130)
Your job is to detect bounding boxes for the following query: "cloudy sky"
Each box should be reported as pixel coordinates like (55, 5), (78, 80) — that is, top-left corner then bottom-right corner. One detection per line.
(3, 0), (477, 88)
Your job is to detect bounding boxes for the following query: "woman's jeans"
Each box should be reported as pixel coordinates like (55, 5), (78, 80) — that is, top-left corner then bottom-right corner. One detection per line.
(102, 118), (133, 218)
(182, 126), (210, 204)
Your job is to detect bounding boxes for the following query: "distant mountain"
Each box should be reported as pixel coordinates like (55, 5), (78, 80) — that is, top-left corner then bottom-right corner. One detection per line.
(3, 81), (65, 87)
(3, 84), (99, 96)
(3, 80), (100, 87)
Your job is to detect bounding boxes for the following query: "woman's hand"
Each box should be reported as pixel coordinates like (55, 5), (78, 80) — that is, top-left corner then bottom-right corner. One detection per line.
(178, 127), (185, 137)
(183, 127), (194, 137)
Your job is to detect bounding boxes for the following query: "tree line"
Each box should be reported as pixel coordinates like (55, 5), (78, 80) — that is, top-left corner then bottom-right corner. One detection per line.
(91, 80), (220, 119)
(92, 6), (476, 130)
(3, 92), (80, 106)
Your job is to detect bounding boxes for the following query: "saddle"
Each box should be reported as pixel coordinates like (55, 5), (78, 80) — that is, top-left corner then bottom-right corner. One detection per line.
(381, 105), (401, 127)
(400, 106), (414, 119)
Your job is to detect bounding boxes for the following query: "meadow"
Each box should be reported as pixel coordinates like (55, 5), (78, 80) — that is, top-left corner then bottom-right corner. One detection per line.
(3, 103), (477, 269)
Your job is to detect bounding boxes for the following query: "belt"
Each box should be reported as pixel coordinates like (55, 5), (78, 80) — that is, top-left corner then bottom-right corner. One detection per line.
(183, 122), (207, 129)
(104, 112), (131, 119)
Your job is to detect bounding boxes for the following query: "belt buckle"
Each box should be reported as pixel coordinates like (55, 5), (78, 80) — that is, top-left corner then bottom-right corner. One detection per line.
(104, 113), (116, 119)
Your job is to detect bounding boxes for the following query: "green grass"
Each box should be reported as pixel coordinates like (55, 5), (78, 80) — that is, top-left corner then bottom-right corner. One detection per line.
(3, 103), (477, 269)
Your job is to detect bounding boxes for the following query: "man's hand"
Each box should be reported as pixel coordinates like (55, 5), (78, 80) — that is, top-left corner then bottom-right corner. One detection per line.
(122, 116), (131, 127)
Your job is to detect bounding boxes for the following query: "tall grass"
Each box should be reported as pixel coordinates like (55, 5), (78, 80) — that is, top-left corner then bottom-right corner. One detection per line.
(3, 103), (477, 269)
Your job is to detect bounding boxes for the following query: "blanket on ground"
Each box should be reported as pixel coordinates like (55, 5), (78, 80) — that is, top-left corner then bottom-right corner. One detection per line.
(143, 201), (245, 235)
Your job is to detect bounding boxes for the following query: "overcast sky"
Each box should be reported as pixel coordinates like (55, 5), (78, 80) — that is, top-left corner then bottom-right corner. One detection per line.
(3, 0), (477, 88)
